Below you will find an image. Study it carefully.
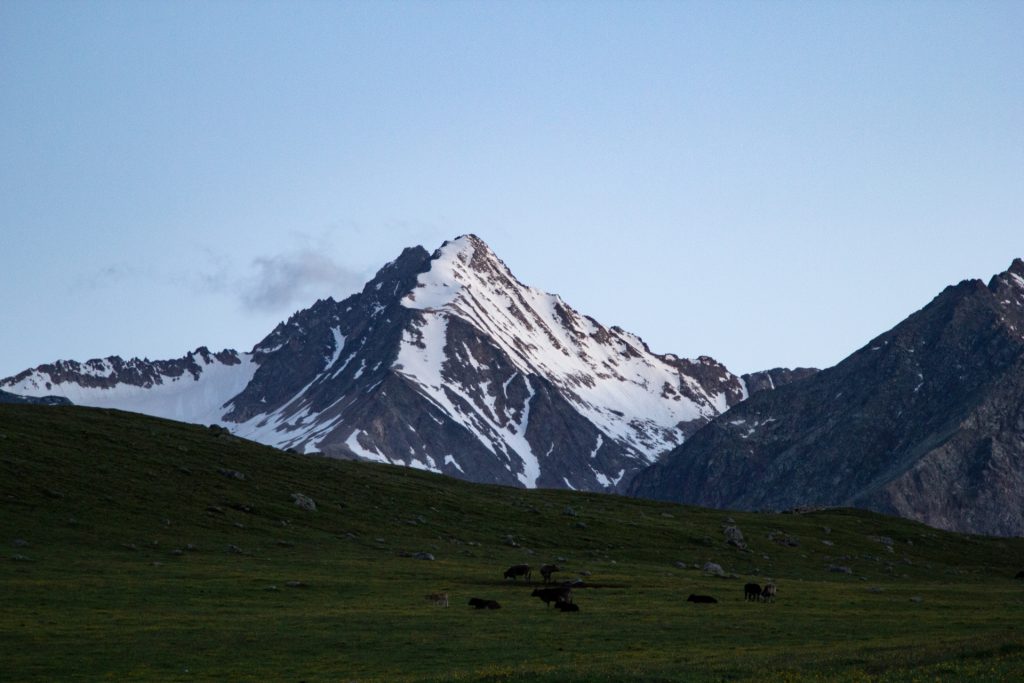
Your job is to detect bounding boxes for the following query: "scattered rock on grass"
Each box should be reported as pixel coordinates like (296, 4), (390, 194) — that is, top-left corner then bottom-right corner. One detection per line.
(291, 493), (317, 512)
(703, 562), (725, 577)
(412, 552), (435, 561)
(723, 525), (747, 550)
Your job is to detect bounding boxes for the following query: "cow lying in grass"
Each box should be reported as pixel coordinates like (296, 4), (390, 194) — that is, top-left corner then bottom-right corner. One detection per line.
(468, 597), (501, 609)
(687, 594), (717, 604)
(556, 601), (579, 612)
(531, 585), (573, 608)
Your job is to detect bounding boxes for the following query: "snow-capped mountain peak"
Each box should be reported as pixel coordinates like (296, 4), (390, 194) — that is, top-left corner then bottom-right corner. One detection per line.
(2, 235), (746, 492)
(399, 234), (739, 460)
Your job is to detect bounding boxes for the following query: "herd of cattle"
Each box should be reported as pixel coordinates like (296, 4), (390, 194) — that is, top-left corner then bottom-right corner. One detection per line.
(426, 564), (778, 613)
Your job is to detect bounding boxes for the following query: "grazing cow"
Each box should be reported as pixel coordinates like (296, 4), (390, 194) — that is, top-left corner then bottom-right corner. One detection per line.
(556, 601), (580, 612)
(540, 564), (561, 583)
(761, 583), (777, 603)
(425, 592), (449, 607)
(468, 597), (501, 609)
(744, 582), (761, 601)
(531, 586), (573, 608)
(504, 564), (532, 581)
(687, 594), (717, 604)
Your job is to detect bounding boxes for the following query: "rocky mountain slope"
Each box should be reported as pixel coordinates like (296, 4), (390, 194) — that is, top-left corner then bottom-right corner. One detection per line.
(2, 235), (746, 491)
(630, 259), (1024, 536)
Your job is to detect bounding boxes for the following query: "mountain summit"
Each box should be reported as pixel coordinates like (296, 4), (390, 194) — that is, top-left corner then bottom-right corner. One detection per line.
(630, 259), (1024, 536)
(3, 235), (745, 491)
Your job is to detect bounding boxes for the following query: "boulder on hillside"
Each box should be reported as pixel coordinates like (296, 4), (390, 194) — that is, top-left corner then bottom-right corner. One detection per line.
(703, 562), (725, 577)
(291, 493), (317, 511)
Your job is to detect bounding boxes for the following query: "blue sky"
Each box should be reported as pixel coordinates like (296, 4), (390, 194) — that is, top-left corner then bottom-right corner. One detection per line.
(1, 0), (1021, 379)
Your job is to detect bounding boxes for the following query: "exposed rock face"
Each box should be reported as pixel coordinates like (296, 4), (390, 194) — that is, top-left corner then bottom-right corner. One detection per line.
(630, 259), (1024, 537)
(1, 235), (744, 492)
(741, 367), (819, 396)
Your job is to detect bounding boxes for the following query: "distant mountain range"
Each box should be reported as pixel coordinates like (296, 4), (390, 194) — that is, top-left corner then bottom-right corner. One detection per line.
(1, 235), (752, 491)
(7, 237), (1023, 535)
(630, 259), (1024, 536)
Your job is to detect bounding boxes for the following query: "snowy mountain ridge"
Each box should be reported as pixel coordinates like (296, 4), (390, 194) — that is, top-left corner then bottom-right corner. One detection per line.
(2, 235), (746, 491)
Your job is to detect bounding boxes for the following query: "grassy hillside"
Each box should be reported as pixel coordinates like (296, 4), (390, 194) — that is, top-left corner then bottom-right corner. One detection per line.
(2, 404), (1024, 682)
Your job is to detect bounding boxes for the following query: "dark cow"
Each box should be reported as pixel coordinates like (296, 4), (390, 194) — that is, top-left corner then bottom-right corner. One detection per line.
(531, 586), (573, 608)
(556, 601), (580, 612)
(744, 582), (761, 601)
(540, 564), (561, 583)
(1016, 570), (1024, 579)
(761, 583), (777, 603)
(504, 564), (532, 581)
(468, 597), (501, 610)
(687, 594), (717, 604)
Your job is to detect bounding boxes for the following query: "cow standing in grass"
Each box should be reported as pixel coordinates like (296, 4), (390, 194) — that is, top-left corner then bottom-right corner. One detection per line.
(761, 583), (777, 603)
(425, 592), (449, 607)
(504, 564), (532, 581)
(540, 564), (560, 583)
(744, 582), (761, 601)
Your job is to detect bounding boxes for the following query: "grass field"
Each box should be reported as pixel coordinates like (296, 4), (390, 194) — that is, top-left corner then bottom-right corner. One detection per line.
(3, 404), (1024, 681)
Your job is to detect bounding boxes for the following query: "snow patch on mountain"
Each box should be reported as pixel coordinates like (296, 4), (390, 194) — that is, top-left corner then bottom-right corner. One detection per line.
(5, 352), (257, 425)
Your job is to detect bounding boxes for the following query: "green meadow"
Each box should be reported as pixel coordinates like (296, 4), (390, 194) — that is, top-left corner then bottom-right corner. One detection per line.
(2, 404), (1023, 681)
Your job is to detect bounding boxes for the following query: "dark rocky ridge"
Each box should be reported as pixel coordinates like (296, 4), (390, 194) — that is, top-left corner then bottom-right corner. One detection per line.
(630, 259), (1024, 537)
(2, 347), (242, 393)
(0, 389), (71, 406)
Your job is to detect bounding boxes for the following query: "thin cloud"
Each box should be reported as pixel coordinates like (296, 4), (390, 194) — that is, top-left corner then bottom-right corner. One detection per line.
(239, 248), (366, 313)
(74, 263), (145, 291)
